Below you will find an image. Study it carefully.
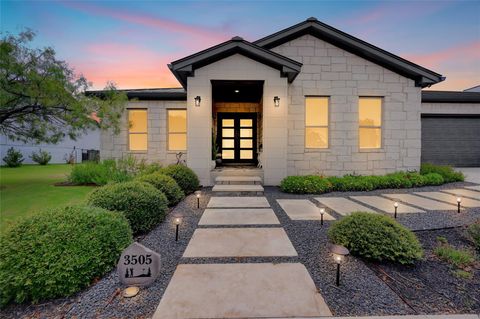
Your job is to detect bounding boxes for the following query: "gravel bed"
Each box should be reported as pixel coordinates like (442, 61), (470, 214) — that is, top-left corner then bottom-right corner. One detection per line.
(2, 192), (211, 319)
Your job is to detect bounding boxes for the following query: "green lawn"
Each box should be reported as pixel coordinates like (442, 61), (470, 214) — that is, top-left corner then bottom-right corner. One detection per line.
(0, 164), (94, 231)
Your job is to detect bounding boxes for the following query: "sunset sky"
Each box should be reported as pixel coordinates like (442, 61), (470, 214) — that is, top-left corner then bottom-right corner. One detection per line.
(2, 0), (479, 91)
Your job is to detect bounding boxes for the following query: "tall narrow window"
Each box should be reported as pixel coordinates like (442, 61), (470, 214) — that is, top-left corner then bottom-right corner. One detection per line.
(168, 109), (187, 151)
(128, 109), (147, 151)
(359, 97), (382, 149)
(305, 97), (329, 148)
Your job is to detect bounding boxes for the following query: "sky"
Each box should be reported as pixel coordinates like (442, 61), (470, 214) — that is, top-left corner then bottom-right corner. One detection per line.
(2, 0), (479, 91)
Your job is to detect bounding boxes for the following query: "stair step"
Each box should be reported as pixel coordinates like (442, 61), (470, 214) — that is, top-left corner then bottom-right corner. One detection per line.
(212, 184), (264, 193)
(215, 176), (262, 184)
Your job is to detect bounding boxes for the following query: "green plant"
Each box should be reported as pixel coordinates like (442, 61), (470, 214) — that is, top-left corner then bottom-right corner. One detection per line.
(328, 212), (423, 264)
(2, 147), (24, 167)
(87, 181), (168, 234)
(161, 164), (200, 194)
(0, 205), (132, 307)
(405, 172), (426, 187)
(136, 173), (184, 206)
(420, 163), (464, 183)
(30, 149), (52, 165)
(466, 220), (480, 250)
(280, 175), (333, 194)
(453, 269), (473, 280)
(434, 244), (475, 268)
(422, 172), (444, 185)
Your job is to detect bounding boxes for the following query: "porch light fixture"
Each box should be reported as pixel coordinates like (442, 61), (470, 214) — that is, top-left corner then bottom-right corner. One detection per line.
(457, 197), (462, 213)
(194, 96), (201, 107)
(328, 244), (349, 286)
(174, 217), (182, 241)
(195, 191), (201, 209)
(394, 202), (399, 219)
(273, 96), (280, 107)
(319, 207), (325, 225)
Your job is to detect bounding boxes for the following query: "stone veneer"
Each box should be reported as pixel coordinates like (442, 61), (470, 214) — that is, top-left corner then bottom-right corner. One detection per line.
(271, 34), (422, 176)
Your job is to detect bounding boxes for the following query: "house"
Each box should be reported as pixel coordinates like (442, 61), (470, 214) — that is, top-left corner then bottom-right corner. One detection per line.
(92, 18), (480, 186)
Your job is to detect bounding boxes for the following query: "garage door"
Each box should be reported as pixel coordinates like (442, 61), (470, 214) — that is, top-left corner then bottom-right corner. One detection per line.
(421, 115), (480, 167)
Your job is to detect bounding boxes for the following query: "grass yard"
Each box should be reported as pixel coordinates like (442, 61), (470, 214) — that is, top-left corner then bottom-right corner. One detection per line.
(0, 164), (94, 231)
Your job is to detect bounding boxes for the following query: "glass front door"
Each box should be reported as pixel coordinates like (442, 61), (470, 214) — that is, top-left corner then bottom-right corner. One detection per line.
(217, 113), (257, 164)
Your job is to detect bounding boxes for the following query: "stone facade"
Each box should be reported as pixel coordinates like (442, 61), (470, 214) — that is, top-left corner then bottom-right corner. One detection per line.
(270, 34), (422, 176)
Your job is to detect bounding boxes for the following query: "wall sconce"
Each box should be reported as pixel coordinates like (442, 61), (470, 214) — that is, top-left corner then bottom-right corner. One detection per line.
(273, 96), (280, 107)
(194, 96), (201, 107)
(328, 244), (349, 286)
(457, 197), (462, 213)
(394, 202), (399, 219)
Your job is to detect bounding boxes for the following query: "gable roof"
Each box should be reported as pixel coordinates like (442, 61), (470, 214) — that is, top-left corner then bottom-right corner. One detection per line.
(422, 90), (480, 103)
(254, 17), (444, 88)
(168, 36), (303, 88)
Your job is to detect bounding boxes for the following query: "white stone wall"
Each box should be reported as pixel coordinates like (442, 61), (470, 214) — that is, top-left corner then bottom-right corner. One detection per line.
(187, 54), (288, 186)
(270, 34), (422, 176)
(100, 100), (187, 165)
(421, 102), (480, 114)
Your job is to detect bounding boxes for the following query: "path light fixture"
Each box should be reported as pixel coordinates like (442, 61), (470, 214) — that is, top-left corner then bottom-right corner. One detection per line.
(394, 202), (399, 219)
(194, 96), (201, 107)
(174, 217), (182, 241)
(273, 96), (280, 107)
(319, 207), (325, 225)
(457, 197), (462, 213)
(328, 244), (349, 287)
(123, 286), (139, 298)
(195, 191), (201, 209)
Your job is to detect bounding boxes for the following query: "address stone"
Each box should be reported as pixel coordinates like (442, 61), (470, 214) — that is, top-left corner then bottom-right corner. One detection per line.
(117, 242), (161, 286)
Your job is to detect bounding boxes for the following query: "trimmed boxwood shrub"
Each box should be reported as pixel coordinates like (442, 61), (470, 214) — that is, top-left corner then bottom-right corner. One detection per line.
(280, 175), (333, 194)
(420, 163), (464, 183)
(136, 173), (184, 206)
(0, 205), (132, 307)
(328, 212), (423, 264)
(87, 181), (168, 234)
(161, 164), (200, 194)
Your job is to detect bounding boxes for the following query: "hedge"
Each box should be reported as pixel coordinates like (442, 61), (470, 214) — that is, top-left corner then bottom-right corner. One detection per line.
(161, 164), (200, 195)
(136, 173), (185, 206)
(0, 205), (132, 307)
(420, 163), (464, 183)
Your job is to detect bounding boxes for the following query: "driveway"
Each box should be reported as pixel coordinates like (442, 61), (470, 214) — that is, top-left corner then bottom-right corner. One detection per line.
(455, 167), (480, 184)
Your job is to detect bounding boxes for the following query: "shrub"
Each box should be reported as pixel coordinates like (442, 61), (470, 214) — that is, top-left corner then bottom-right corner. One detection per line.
(466, 220), (480, 250)
(136, 173), (184, 206)
(30, 149), (52, 165)
(405, 172), (426, 187)
(0, 205), (132, 307)
(328, 175), (376, 192)
(69, 160), (132, 185)
(420, 163), (464, 183)
(87, 181), (168, 234)
(280, 175), (333, 194)
(422, 172), (444, 186)
(2, 147), (24, 167)
(161, 164), (200, 194)
(328, 212), (423, 264)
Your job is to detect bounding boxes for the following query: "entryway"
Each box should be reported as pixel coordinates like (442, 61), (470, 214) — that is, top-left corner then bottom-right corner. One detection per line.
(217, 113), (257, 164)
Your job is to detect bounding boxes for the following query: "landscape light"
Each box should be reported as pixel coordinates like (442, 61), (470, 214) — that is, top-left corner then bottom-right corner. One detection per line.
(328, 244), (349, 286)
(195, 191), (201, 209)
(457, 197), (461, 213)
(194, 96), (201, 107)
(319, 207), (325, 225)
(394, 202), (399, 219)
(174, 217), (182, 241)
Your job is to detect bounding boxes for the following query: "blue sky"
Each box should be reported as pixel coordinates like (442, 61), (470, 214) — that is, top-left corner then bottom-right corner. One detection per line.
(2, 0), (479, 90)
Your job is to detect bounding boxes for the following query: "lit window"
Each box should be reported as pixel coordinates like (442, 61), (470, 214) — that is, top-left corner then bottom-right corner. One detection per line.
(305, 97), (329, 148)
(359, 97), (382, 149)
(168, 109), (187, 151)
(128, 109), (147, 151)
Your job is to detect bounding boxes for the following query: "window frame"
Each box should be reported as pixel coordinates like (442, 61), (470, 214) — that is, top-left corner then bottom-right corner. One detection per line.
(304, 96), (330, 149)
(358, 96), (383, 150)
(167, 109), (187, 152)
(127, 108), (148, 152)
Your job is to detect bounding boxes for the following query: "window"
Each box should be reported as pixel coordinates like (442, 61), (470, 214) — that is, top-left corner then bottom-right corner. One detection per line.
(168, 109), (187, 151)
(305, 97), (329, 148)
(359, 97), (382, 149)
(128, 109), (147, 151)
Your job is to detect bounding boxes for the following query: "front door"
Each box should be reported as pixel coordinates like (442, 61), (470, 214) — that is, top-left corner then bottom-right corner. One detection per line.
(217, 113), (257, 164)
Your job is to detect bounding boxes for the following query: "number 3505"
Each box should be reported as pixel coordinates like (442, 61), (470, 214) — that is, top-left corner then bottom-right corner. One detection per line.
(124, 254), (152, 265)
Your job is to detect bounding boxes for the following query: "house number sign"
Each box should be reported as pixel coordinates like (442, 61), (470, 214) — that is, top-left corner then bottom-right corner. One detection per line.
(117, 242), (161, 286)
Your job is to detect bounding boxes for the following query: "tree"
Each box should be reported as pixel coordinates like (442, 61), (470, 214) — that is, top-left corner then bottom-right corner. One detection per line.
(0, 30), (127, 144)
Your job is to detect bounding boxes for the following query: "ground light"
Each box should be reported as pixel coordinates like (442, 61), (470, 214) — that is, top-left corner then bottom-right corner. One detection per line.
(394, 202), (399, 219)
(123, 286), (139, 298)
(174, 217), (182, 241)
(328, 244), (349, 286)
(319, 207), (325, 225)
(457, 197), (462, 213)
(195, 191), (201, 209)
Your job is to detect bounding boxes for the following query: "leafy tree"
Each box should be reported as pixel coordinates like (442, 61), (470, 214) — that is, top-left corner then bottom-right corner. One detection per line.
(0, 29), (127, 144)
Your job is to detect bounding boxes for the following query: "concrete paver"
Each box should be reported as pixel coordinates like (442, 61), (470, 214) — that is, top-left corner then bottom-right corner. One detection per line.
(207, 196), (270, 208)
(350, 196), (425, 214)
(465, 185), (480, 191)
(383, 194), (457, 210)
(198, 208), (280, 225)
(414, 191), (480, 208)
(441, 188), (480, 200)
(277, 199), (336, 221)
(314, 197), (377, 216)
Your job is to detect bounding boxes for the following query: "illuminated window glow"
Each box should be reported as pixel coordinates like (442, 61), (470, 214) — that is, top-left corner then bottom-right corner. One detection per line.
(305, 97), (329, 148)
(168, 109), (187, 151)
(359, 97), (382, 149)
(128, 109), (147, 151)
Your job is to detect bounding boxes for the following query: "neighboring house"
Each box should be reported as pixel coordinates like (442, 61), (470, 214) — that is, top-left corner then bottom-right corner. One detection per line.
(0, 129), (100, 165)
(464, 85), (480, 92)
(91, 18), (480, 186)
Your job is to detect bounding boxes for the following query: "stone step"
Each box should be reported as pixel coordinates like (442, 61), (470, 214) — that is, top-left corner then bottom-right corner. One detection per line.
(212, 184), (264, 195)
(215, 175), (263, 185)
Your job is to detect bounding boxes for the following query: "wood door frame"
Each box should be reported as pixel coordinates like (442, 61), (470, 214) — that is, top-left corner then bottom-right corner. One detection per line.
(217, 112), (257, 164)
